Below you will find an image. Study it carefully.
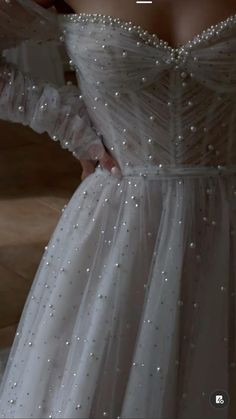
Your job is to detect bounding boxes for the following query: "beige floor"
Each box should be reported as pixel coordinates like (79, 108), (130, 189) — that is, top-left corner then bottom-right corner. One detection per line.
(0, 120), (83, 348)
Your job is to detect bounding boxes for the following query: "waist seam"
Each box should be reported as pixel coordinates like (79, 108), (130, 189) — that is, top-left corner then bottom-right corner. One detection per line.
(96, 164), (236, 178)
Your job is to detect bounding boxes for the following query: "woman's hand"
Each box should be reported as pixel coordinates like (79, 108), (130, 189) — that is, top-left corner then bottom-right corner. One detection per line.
(33, 0), (122, 181)
(79, 147), (122, 181)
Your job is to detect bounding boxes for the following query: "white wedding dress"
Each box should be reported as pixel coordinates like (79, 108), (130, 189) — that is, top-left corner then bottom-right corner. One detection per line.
(0, 1), (236, 418)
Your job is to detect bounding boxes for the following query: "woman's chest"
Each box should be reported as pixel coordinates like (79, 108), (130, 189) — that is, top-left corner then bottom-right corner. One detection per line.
(64, 0), (236, 48)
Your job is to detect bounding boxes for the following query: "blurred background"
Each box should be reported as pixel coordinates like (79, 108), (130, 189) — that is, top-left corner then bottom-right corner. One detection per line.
(0, 41), (83, 374)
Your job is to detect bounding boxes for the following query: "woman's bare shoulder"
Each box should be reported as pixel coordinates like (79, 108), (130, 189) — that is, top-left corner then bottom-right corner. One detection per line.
(33, 0), (74, 13)
(33, 0), (55, 8)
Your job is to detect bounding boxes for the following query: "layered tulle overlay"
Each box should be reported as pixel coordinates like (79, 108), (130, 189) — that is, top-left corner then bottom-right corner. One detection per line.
(0, 2), (236, 418)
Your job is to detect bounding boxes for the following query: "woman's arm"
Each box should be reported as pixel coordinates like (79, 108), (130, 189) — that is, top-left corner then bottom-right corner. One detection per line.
(34, 0), (75, 13)
(0, 0), (61, 50)
(0, 0), (122, 175)
(34, 0), (55, 7)
(0, 0), (104, 160)
(0, 57), (105, 160)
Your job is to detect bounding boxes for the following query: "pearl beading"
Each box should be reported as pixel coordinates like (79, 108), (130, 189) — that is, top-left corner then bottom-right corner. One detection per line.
(61, 12), (236, 62)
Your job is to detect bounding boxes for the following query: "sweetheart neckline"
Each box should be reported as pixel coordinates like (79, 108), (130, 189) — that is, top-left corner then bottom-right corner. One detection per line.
(60, 11), (236, 52)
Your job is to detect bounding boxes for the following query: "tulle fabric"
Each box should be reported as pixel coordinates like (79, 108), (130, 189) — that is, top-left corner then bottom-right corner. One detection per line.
(0, 0), (60, 50)
(0, 4), (236, 419)
(0, 58), (105, 160)
(58, 13), (236, 169)
(0, 1), (105, 160)
(0, 165), (236, 419)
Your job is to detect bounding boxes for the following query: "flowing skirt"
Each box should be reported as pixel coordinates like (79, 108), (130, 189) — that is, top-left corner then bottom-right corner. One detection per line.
(0, 165), (236, 419)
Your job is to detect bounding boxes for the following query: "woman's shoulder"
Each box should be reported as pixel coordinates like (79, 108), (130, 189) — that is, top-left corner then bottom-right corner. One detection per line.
(33, 0), (74, 14)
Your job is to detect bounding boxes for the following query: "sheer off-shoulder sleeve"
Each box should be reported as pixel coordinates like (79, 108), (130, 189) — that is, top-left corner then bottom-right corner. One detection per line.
(0, 0), (105, 160)
(0, 0), (61, 50)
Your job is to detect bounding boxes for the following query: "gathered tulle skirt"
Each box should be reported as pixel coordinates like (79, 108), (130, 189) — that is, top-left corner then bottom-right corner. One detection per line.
(0, 164), (236, 419)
